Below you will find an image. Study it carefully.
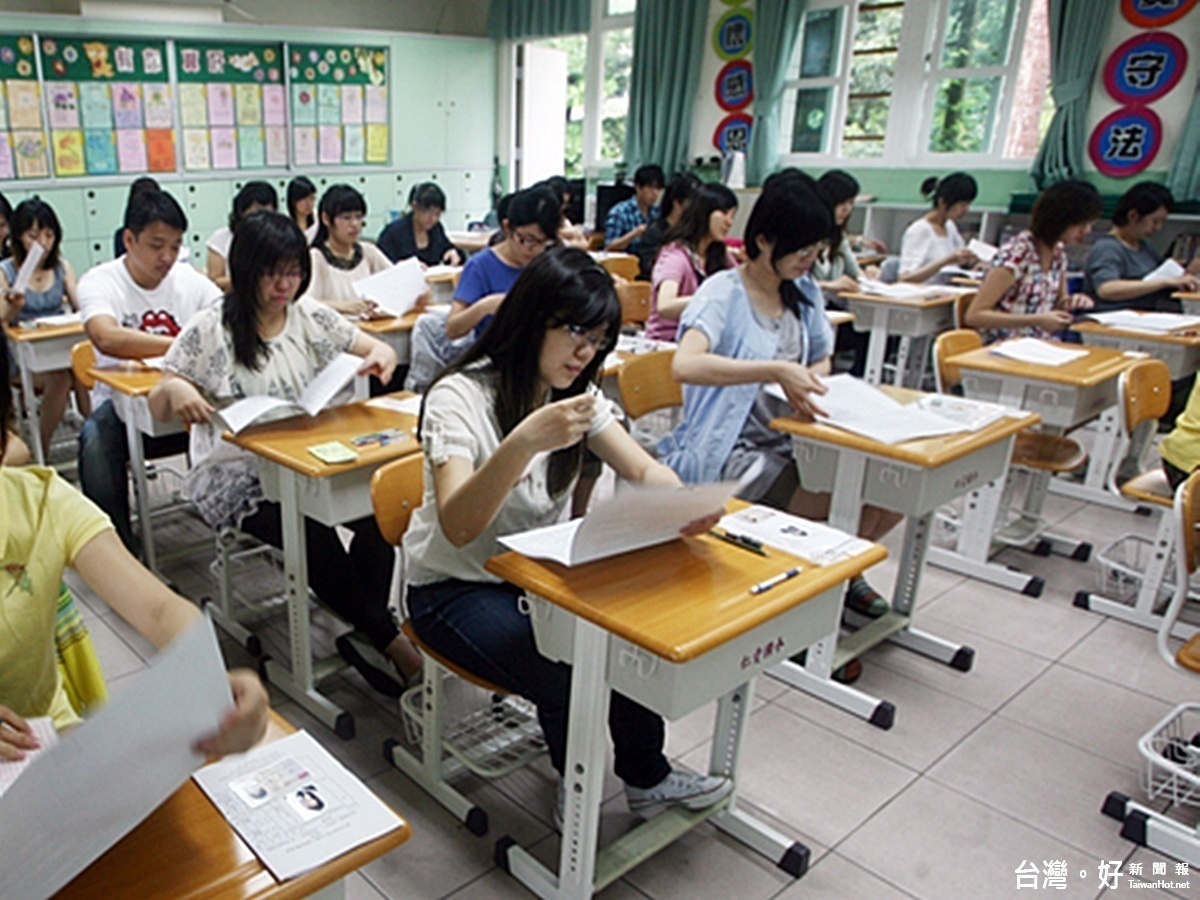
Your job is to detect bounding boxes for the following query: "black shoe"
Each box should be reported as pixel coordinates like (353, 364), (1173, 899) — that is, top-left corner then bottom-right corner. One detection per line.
(336, 632), (406, 698)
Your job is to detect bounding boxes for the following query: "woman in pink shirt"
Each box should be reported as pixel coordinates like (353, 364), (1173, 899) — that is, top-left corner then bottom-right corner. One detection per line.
(647, 183), (738, 341)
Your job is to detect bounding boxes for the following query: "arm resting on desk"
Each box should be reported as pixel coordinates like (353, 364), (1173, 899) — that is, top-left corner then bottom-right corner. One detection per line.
(85, 314), (174, 360)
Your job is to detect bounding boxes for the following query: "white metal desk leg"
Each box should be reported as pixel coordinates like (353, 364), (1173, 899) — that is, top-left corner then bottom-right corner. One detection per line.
(124, 406), (158, 574)
(15, 344), (46, 465)
(862, 313), (889, 386)
(893, 336), (911, 388)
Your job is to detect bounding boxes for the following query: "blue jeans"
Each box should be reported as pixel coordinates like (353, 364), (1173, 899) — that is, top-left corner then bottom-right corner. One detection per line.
(77, 400), (187, 552)
(406, 578), (671, 788)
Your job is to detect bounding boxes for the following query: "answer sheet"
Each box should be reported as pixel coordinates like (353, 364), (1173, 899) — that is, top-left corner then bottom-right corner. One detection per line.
(0, 717), (58, 798)
(718, 505), (871, 566)
(988, 338), (1088, 367)
(352, 257), (428, 317)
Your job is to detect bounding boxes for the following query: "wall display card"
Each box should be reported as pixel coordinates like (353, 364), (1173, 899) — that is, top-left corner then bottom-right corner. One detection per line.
(0, 132), (13, 179)
(211, 126), (237, 168)
(341, 84), (363, 124)
(84, 128), (117, 174)
(264, 125), (287, 166)
(317, 124), (341, 164)
(237, 125), (265, 167)
(206, 82), (234, 126)
(234, 82), (261, 126)
(79, 81), (113, 129)
(51, 128), (85, 176)
(364, 84), (387, 124)
(365, 124), (388, 163)
(12, 129), (47, 177)
(0, 85), (7, 130)
(179, 83), (207, 127)
(112, 82), (142, 129)
(293, 125), (317, 165)
(146, 128), (175, 172)
(6, 79), (42, 129)
(291, 83), (316, 125)
(289, 43), (387, 165)
(262, 83), (286, 126)
(143, 83), (172, 129)
(47, 82), (79, 130)
(317, 83), (341, 125)
(1, 35), (40, 177)
(183, 127), (210, 169)
(343, 124), (364, 164)
(116, 126), (147, 172)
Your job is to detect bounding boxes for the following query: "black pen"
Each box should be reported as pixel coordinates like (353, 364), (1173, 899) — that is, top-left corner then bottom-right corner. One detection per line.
(749, 567), (803, 595)
(710, 529), (767, 556)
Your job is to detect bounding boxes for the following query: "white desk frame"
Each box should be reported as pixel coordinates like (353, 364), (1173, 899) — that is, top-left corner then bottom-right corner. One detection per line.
(843, 295), (956, 388)
(6, 326), (80, 466)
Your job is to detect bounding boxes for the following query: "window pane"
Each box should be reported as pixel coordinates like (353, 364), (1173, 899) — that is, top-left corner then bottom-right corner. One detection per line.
(791, 87), (831, 153)
(840, 2), (903, 157)
(855, 3), (904, 53)
(843, 97), (889, 157)
(600, 27), (633, 161)
(537, 36), (588, 177)
(940, 0), (1016, 69)
(799, 8), (841, 78)
(607, 0), (636, 15)
(928, 76), (1000, 153)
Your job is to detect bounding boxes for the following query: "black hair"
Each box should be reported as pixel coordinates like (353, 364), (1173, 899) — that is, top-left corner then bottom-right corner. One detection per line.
(0, 191), (12, 259)
(503, 186), (561, 245)
(661, 173), (701, 220)
(426, 247), (619, 497)
(408, 181), (447, 212)
(229, 181), (278, 231)
(920, 172), (978, 208)
(313, 184), (367, 248)
(286, 176), (317, 229)
(1113, 181), (1174, 227)
(634, 165), (666, 189)
(662, 182), (738, 277)
(762, 167), (837, 248)
(1030, 180), (1103, 246)
(223, 211), (312, 371)
(816, 169), (860, 257)
(11, 198), (62, 271)
(744, 186), (832, 314)
(537, 176), (573, 220)
(121, 177), (162, 233)
(0, 335), (10, 457)
(125, 188), (188, 236)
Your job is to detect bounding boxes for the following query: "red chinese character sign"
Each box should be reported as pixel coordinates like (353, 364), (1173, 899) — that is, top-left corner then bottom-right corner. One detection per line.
(1103, 32), (1188, 104)
(713, 113), (753, 155)
(1122, 0), (1198, 28)
(716, 60), (753, 111)
(711, 2), (753, 152)
(1089, 107), (1163, 176)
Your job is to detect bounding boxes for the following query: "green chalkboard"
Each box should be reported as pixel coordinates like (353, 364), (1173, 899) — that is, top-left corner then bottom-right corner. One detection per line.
(39, 35), (169, 83)
(288, 44), (388, 87)
(174, 41), (285, 86)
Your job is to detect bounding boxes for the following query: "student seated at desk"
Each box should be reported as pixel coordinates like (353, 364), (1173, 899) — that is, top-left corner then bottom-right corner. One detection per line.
(304, 184), (393, 318)
(964, 180), (1100, 343)
(899, 173), (979, 283)
(148, 211), (421, 694)
(813, 170), (876, 377)
(78, 188), (223, 553)
(0, 342), (269, 762)
(404, 247), (732, 821)
(287, 175), (318, 245)
(660, 182), (899, 648)
(377, 181), (464, 267)
(604, 164), (664, 256)
(1084, 181), (1200, 313)
(638, 173), (700, 279)
(647, 183), (737, 342)
(535, 175), (589, 249)
(2, 198), (89, 455)
(206, 181), (278, 293)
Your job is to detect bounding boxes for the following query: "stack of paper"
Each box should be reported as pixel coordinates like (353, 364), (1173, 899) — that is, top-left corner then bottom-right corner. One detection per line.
(1142, 258), (1186, 283)
(717, 506), (871, 566)
(856, 279), (947, 300)
(29, 311), (81, 327)
(423, 264), (462, 280)
(1087, 311), (1200, 333)
(967, 238), (998, 264)
(216, 352), (361, 433)
(616, 334), (677, 355)
(989, 338), (1087, 366)
(352, 258), (428, 317)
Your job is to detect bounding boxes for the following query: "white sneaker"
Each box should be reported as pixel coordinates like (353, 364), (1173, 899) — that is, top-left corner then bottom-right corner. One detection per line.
(624, 769), (733, 816)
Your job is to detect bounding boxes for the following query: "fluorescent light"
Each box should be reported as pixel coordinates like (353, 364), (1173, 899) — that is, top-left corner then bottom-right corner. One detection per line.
(78, 1), (225, 24)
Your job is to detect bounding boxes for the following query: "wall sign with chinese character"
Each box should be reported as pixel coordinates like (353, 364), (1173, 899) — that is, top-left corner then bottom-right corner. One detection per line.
(713, 113), (753, 155)
(287, 43), (388, 167)
(1089, 106), (1163, 176)
(1103, 32), (1188, 104)
(175, 41), (287, 171)
(715, 59), (754, 111)
(713, 9), (753, 61)
(38, 35), (173, 177)
(1122, 0), (1198, 28)
(0, 34), (45, 179)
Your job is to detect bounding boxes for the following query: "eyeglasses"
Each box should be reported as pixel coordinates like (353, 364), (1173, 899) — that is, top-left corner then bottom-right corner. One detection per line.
(511, 228), (553, 252)
(559, 323), (611, 351)
(265, 267), (304, 282)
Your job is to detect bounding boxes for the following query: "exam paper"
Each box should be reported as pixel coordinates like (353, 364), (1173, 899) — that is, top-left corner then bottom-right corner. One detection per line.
(499, 480), (738, 566)
(856, 279), (947, 300)
(0, 717), (58, 798)
(193, 730), (404, 881)
(366, 394), (423, 416)
(967, 238), (998, 264)
(1087, 310), (1200, 333)
(8, 240), (45, 295)
(217, 352), (360, 433)
(352, 257), (428, 317)
(988, 337), (1088, 367)
(1142, 258), (1185, 283)
(615, 333), (677, 355)
(28, 310), (80, 327)
(0, 617), (232, 899)
(718, 505), (871, 566)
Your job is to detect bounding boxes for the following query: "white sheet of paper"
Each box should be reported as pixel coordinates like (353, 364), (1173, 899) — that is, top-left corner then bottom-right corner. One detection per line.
(1087, 310), (1200, 333)
(193, 730), (403, 882)
(216, 353), (360, 433)
(988, 337), (1088, 367)
(353, 258), (427, 316)
(967, 239), (998, 263)
(31, 310), (80, 327)
(718, 505), (872, 566)
(0, 618), (231, 899)
(856, 278), (946, 300)
(1142, 258), (1185, 282)
(9, 240), (45, 295)
(366, 394), (422, 416)
(0, 717), (58, 798)
(913, 393), (1014, 430)
(499, 480), (738, 566)
(615, 333), (677, 355)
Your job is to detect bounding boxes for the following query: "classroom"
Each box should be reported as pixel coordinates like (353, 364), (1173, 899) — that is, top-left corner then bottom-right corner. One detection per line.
(2, 0), (1200, 897)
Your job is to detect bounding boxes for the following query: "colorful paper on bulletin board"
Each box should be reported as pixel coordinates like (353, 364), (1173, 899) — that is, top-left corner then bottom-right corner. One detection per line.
(365, 85), (387, 124)
(39, 36), (168, 82)
(343, 124), (364, 163)
(79, 82), (113, 129)
(174, 41), (284, 85)
(288, 44), (387, 86)
(365, 124), (388, 163)
(84, 129), (117, 175)
(207, 83), (235, 127)
(341, 85), (363, 125)
(264, 125), (287, 166)
(47, 82), (80, 130)
(179, 83), (207, 128)
(112, 83), (142, 129)
(1103, 33), (1188, 105)
(237, 126), (265, 167)
(146, 128), (174, 172)
(1089, 106), (1162, 177)
(13, 130), (48, 178)
(0, 35), (38, 82)
(144, 83), (172, 129)
(317, 124), (341, 164)
(51, 129), (85, 176)
(234, 83), (261, 126)
(317, 84), (341, 125)
(210, 126), (237, 169)
(291, 83), (316, 125)
(0, 132), (13, 179)
(0, 86), (6, 131)
(262, 84), (286, 126)
(293, 126), (316, 166)
(183, 128), (210, 170)
(1122, 0), (1197, 28)
(6, 79), (42, 129)
(116, 127), (147, 173)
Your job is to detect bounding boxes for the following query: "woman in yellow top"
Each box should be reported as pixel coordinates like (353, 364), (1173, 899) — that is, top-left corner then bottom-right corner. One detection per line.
(1160, 379), (1200, 491)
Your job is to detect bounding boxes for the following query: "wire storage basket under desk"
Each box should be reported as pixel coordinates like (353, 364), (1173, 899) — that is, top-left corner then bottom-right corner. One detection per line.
(1139, 703), (1200, 810)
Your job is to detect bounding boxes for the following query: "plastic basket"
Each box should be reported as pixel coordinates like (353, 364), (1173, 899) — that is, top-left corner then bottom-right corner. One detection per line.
(1139, 702), (1200, 809)
(1095, 533), (1175, 607)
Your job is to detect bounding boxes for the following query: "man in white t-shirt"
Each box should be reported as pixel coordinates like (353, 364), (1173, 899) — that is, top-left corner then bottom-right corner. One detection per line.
(78, 188), (222, 551)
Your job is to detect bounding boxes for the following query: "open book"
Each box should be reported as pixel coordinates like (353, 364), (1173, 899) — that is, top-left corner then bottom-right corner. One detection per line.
(215, 353), (360, 434)
(498, 480), (739, 567)
(352, 257), (428, 317)
(988, 337), (1087, 367)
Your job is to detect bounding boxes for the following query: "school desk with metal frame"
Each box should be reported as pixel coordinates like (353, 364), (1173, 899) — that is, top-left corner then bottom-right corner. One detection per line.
(837, 290), (960, 388)
(5, 317), (85, 466)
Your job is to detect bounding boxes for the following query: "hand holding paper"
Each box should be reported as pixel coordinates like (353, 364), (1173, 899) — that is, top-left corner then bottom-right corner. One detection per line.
(515, 394), (597, 454)
(352, 258), (429, 318)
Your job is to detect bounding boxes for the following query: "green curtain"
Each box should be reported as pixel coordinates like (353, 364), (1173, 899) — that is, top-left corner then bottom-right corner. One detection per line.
(1168, 78), (1200, 201)
(487, 0), (590, 41)
(746, 0), (808, 185)
(1030, 0), (1114, 188)
(624, 0), (710, 172)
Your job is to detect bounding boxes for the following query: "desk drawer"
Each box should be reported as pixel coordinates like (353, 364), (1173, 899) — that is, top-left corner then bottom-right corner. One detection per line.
(526, 586), (842, 720)
(255, 464), (375, 526)
(862, 439), (1013, 514)
(960, 373), (1113, 431)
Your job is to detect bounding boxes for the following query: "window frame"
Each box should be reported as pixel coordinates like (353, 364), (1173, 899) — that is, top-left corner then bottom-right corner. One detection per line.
(581, 0), (635, 171)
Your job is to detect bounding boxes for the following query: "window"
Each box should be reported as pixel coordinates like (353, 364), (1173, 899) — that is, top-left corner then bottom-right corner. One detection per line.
(781, 0), (1052, 166)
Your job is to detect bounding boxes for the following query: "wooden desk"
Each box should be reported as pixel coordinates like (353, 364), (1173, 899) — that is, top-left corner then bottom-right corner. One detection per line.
(89, 363), (183, 576)
(59, 712), (411, 899)
(225, 395), (420, 737)
(486, 524), (885, 898)
(1176, 291), (1200, 316)
(770, 388), (1039, 725)
(5, 318), (85, 465)
(838, 290), (961, 387)
(1071, 315), (1200, 380)
(854, 252), (885, 268)
(446, 230), (494, 255)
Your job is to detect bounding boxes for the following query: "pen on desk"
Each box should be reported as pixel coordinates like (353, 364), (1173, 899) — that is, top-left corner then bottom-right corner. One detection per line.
(749, 567), (803, 595)
(710, 529), (767, 556)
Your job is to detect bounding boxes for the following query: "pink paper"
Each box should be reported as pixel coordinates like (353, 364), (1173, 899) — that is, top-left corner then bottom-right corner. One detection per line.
(317, 124), (341, 164)
(112, 83), (142, 129)
(210, 126), (237, 168)
(48, 83), (80, 130)
(262, 84), (286, 126)
(116, 128), (148, 173)
(0, 133), (13, 180)
(206, 83), (234, 127)
(341, 85), (363, 125)
(364, 85), (387, 124)
(265, 125), (287, 166)
(292, 126), (316, 166)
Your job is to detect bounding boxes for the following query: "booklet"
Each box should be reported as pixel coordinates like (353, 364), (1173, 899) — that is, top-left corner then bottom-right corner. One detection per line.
(352, 257), (428, 317)
(1142, 258), (1185, 283)
(8, 240), (45, 295)
(0, 717), (58, 799)
(216, 352), (360, 434)
(1086, 310), (1200, 333)
(718, 505), (872, 566)
(193, 730), (404, 882)
(498, 480), (739, 567)
(988, 337), (1087, 367)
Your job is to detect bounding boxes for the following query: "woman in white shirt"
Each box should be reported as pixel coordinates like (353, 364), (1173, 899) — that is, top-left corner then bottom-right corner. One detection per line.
(305, 184), (393, 318)
(899, 172), (979, 283)
(205, 181), (278, 292)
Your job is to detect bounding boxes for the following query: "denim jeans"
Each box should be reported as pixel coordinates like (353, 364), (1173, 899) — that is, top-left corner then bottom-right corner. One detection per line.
(77, 400), (187, 553)
(406, 578), (671, 788)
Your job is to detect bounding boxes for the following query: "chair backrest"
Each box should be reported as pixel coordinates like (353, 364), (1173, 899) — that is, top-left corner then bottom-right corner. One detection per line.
(370, 452), (425, 547)
(1120, 359), (1171, 433)
(953, 292), (976, 329)
(599, 254), (639, 282)
(618, 350), (681, 419)
(932, 329), (982, 394)
(617, 281), (651, 326)
(71, 340), (96, 391)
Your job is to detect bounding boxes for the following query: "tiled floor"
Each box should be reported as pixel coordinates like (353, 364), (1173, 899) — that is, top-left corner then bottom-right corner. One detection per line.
(67, 465), (1200, 899)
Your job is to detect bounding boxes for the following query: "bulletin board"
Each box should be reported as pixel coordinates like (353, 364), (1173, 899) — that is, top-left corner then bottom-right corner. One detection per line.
(0, 34), (47, 180)
(287, 43), (388, 167)
(175, 40), (287, 171)
(38, 35), (175, 177)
